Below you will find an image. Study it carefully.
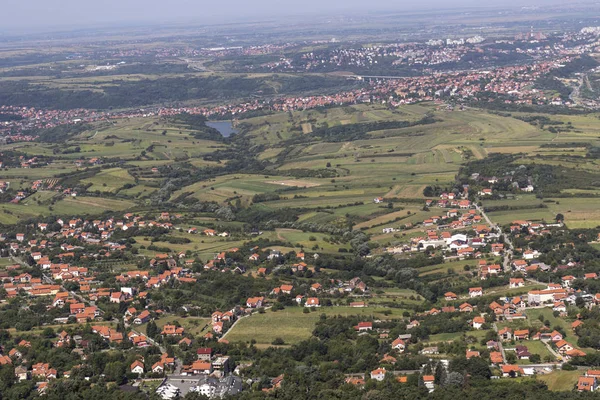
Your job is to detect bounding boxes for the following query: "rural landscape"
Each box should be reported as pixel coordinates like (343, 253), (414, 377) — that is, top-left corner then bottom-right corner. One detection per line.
(2, 1), (600, 399)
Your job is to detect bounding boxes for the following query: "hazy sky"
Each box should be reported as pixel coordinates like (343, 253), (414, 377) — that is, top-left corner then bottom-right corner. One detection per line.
(2, 0), (560, 32)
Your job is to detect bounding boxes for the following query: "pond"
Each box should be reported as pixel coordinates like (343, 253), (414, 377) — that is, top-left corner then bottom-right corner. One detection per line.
(206, 121), (238, 137)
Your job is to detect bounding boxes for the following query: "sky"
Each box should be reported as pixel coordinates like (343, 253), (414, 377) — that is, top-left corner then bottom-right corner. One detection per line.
(1, 0), (565, 33)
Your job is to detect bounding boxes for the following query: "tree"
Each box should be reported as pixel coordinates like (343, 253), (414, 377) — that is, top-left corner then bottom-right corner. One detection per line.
(42, 327), (55, 338)
(555, 213), (564, 222)
(466, 357), (491, 379)
(146, 320), (158, 338)
(103, 361), (126, 384)
(443, 371), (464, 387)
(506, 352), (517, 364)
(434, 362), (447, 385)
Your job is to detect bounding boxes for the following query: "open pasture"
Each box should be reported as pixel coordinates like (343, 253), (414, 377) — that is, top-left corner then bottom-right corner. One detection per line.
(226, 305), (409, 347)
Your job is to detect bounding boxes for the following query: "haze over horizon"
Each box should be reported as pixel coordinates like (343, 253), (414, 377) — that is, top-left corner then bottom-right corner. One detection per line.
(1, 0), (571, 34)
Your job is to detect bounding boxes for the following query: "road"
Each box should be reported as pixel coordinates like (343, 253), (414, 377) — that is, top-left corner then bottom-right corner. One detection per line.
(475, 203), (514, 272)
(492, 323), (507, 363)
(542, 340), (562, 361)
(221, 306), (272, 340)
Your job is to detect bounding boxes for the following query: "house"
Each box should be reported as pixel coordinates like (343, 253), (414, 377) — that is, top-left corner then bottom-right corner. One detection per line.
(280, 284), (293, 294)
(514, 329), (529, 340)
(515, 345), (531, 359)
(501, 364), (523, 378)
(212, 322), (223, 334)
(472, 316), (485, 330)
(466, 350), (480, 359)
(469, 287), (483, 298)
(110, 292), (125, 304)
(8, 347), (21, 359)
(572, 320), (584, 331)
(444, 292), (457, 301)
(490, 352), (504, 364)
(391, 338), (406, 352)
(527, 288), (568, 304)
(381, 354), (397, 364)
(588, 371), (600, 379)
(197, 348), (213, 361)
(191, 361), (212, 375)
(407, 320), (420, 329)
(567, 349), (586, 358)
(152, 362), (164, 374)
(15, 366), (28, 381)
(512, 260), (528, 271)
(562, 275), (575, 288)
(422, 375), (435, 392)
(32, 363), (56, 379)
(509, 278), (524, 288)
(305, 298), (320, 307)
(131, 360), (145, 375)
(355, 322), (373, 332)
(545, 330), (562, 342)
(459, 303), (474, 313)
(420, 347), (439, 355)
(498, 327), (513, 341)
(345, 376), (365, 386)
(555, 340), (574, 354)
(161, 324), (185, 336)
(246, 297), (264, 308)
(134, 310), (151, 324)
(578, 376), (597, 392)
(370, 367), (386, 381)
(523, 250), (540, 260)
(553, 302), (567, 313)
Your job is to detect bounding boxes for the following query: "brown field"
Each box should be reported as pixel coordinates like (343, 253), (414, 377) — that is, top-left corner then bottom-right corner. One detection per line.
(268, 179), (321, 187)
(301, 123), (313, 134)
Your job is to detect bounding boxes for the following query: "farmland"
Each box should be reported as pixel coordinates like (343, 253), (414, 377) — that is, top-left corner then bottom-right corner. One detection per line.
(0, 102), (597, 235)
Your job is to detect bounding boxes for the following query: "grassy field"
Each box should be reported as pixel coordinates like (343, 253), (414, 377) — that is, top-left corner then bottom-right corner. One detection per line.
(225, 305), (408, 347)
(537, 370), (581, 391)
(137, 315), (211, 337)
(81, 167), (136, 193)
(508, 340), (554, 364)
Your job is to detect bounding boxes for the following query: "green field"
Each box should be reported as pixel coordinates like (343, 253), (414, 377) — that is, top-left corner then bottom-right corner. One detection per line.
(537, 370), (581, 391)
(137, 315), (211, 337)
(81, 167), (136, 193)
(225, 306), (408, 347)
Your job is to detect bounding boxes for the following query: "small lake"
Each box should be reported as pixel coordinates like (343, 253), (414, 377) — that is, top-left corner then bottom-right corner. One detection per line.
(206, 121), (238, 137)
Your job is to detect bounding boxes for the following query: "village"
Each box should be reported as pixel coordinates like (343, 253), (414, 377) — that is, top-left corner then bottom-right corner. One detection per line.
(0, 186), (596, 398)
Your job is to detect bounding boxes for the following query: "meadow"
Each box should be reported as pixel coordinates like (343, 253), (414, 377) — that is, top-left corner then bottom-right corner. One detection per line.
(225, 305), (408, 347)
